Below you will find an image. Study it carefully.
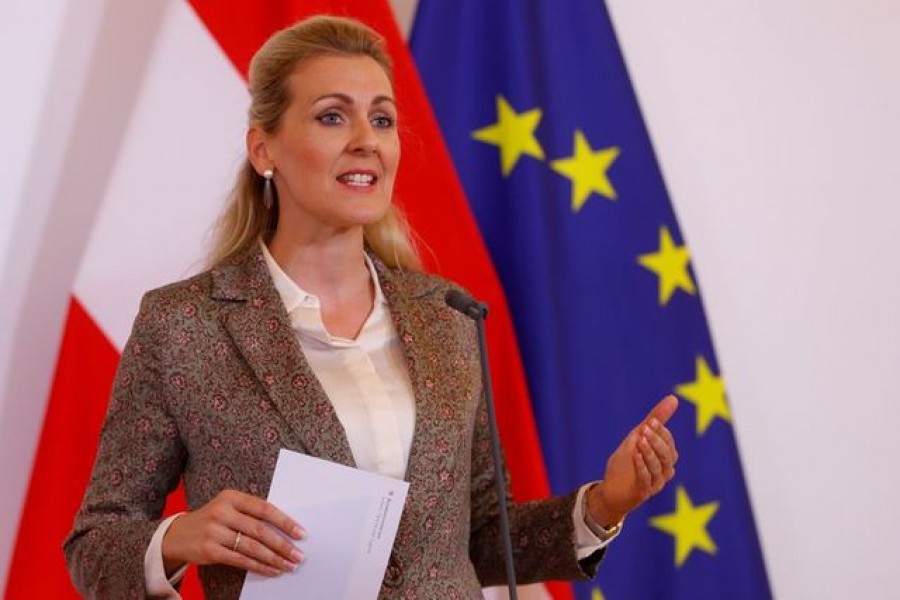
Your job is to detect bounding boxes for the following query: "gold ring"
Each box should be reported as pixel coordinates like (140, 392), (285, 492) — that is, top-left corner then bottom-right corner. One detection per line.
(232, 531), (243, 553)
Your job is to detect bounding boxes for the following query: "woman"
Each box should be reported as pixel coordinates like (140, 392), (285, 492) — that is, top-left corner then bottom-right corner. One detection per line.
(65, 15), (678, 599)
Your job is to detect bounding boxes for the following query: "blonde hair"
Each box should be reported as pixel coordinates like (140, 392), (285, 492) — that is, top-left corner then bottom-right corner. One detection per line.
(208, 15), (421, 270)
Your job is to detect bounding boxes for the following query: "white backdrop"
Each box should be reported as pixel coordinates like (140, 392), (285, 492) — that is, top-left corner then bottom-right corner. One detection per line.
(604, 2), (900, 598)
(2, 1), (899, 598)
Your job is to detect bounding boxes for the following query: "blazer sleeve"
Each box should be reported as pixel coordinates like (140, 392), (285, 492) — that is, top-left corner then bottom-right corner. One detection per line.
(467, 393), (604, 586)
(63, 291), (187, 599)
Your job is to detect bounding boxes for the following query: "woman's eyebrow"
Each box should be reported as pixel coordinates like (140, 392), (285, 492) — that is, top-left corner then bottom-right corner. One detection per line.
(313, 92), (396, 107)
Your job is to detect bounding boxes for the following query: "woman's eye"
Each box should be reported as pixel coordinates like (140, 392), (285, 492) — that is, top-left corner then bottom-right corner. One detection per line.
(318, 112), (343, 125)
(372, 115), (395, 128)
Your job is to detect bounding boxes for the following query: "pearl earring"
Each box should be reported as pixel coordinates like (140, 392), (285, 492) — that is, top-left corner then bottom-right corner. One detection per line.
(263, 168), (274, 210)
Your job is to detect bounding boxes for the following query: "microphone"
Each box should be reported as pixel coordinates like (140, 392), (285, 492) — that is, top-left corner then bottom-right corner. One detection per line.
(444, 289), (518, 600)
(445, 288), (489, 320)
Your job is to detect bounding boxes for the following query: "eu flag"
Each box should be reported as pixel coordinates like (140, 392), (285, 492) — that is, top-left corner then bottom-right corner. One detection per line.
(410, 1), (772, 598)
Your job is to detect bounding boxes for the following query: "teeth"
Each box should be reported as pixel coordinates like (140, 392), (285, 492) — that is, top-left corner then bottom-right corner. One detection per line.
(341, 173), (375, 186)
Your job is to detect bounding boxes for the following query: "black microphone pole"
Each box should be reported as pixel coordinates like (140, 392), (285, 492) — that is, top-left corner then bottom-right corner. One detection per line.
(445, 289), (518, 600)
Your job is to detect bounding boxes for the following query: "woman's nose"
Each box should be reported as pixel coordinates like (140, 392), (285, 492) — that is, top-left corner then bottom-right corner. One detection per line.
(348, 120), (378, 154)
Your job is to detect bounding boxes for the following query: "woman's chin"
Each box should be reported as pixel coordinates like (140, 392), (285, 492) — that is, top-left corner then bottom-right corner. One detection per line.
(349, 202), (392, 228)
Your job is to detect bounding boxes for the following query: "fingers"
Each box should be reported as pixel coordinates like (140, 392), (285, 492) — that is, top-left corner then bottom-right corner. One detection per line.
(645, 394), (679, 427)
(632, 446), (652, 493)
(653, 420), (679, 468)
(205, 526), (284, 577)
(215, 491), (304, 574)
(226, 524), (302, 576)
(227, 552), (283, 578)
(230, 511), (304, 572)
(166, 489), (306, 577)
(233, 492), (305, 540)
(635, 418), (678, 494)
(599, 396), (680, 516)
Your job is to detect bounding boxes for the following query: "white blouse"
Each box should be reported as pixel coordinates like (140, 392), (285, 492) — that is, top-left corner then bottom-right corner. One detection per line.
(264, 245), (416, 481)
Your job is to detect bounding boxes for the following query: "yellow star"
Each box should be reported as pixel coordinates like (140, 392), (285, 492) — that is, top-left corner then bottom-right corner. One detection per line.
(549, 130), (620, 212)
(637, 226), (696, 305)
(650, 485), (720, 567)
(675, 356), (731, 435)
(472, 95), (544, 176)
(591, 586), (607, 600)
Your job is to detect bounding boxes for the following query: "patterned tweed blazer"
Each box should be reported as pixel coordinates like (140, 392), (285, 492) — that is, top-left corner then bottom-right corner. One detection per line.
(64, 246), (601, 599)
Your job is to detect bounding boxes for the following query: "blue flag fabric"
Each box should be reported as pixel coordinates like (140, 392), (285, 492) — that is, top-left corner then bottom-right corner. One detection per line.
(410, 1), (772, 598)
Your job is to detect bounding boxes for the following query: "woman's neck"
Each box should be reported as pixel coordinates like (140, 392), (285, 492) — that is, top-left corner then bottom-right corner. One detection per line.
(266, 228), (375, 339)
(269, 226), (369, 290)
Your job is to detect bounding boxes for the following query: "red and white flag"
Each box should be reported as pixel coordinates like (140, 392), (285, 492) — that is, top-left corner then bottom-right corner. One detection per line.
(4, 2), (562, 598)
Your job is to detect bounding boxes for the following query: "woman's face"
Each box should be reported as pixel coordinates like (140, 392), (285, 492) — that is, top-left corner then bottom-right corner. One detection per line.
(260, 54), (399, 241)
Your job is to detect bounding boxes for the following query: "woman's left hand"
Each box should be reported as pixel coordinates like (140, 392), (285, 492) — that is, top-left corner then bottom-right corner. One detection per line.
(587, 395), (680, 527)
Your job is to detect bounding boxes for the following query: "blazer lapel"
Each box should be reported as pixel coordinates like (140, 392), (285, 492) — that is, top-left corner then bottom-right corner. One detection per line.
(211, 246), (355, 467)
(376, 258), (478, 550)
(376, 263), (445, 485)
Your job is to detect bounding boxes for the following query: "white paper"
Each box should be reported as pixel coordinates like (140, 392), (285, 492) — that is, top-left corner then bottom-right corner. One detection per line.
(239, 449), (410, 600)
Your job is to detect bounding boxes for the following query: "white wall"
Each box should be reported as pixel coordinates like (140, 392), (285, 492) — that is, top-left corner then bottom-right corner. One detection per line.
(1, 1), (898, 598)
(0, 0), (112, 581)
(605, 1), (900, 598)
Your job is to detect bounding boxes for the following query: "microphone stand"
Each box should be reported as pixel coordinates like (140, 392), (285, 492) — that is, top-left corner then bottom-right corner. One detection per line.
(445, 290), (518, 600)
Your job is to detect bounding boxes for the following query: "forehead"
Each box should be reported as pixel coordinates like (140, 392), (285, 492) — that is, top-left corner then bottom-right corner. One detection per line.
(287, 54), (394, 102)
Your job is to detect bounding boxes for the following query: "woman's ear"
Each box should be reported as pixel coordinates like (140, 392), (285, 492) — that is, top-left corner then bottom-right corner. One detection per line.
(246, 127), (272, 174)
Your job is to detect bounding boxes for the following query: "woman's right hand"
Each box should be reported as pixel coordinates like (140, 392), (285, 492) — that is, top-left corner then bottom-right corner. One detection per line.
(161, 489), (305, 577)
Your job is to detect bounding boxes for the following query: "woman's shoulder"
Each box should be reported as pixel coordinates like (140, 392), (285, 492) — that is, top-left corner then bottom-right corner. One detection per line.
(374, 261), (482, 329)
(141, 269), (215, 307)
(375, 262), (465, 300)
(141, 245), (266, 308)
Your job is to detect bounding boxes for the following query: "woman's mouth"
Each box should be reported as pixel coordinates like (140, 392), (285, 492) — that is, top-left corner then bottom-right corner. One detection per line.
(338, 172), (377, 187)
